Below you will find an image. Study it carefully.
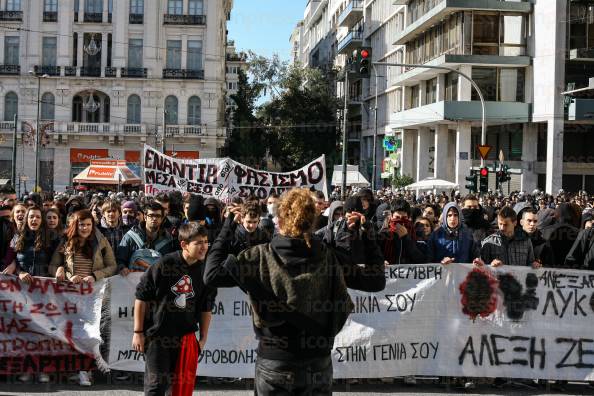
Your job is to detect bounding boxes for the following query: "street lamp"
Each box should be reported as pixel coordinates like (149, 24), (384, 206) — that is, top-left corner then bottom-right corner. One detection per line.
(29, 70), (49, 192)
(370, 62), (487, 190)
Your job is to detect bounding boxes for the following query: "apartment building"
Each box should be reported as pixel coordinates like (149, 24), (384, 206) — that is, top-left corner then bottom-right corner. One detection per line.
(224, 39), (247, 131)
(0, 0), (232, 193)
(296, 0), (594, 194)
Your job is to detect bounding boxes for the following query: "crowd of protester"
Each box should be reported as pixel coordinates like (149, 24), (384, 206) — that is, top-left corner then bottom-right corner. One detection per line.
(0, 184), (593, 391)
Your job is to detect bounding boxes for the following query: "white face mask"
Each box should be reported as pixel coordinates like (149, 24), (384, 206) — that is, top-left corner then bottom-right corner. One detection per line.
(267, 203), (278, 217)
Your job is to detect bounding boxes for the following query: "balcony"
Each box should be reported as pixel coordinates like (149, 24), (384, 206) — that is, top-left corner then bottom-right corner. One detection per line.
(0, 11), (23, 21)
(0, 121), (15, 131)
(337, 30), (363, 54)
(163, 69), (204, 80)
(80, 67), (101, 77)
(569, 48), (594, 62)
(0, 65), (20, 75)
(338, 0), (363, 29)
(121, 67), (147, 78)
(105, 67), (117, 77)
(51, 122), (148, 135)
(129, 13), (144, 24)
(394, 0), (531, 45)
(164, 125), (203, 137)
(390, 100), (531, 128)
(43, 11), (58, 22)
(568, 98), (594, 121)
(34, 65), (61, 76)
(163, 14), (206, 25)
(83, 12), (103, 23)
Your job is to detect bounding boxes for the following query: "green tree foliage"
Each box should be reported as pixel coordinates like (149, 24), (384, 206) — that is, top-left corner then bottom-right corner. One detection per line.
(259, 65), (340, 170)
(228, 69), (267, 167)
(227, 52), (340, 171)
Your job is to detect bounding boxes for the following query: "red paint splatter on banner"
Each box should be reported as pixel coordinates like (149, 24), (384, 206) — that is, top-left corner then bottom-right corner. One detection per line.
(459, 268), (499, 320)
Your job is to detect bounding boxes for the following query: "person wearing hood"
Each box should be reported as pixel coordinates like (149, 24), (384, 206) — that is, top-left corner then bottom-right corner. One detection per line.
(515, 204), (554, 268)
(475, 207), (540, 268)
(540, 203), (580, 267)
(203, 188), (385, 395)
(379, 199), (428, 265)
(460, 195), (493, 243)
(204, 197), (223, 241)
(121, 200), (139, 228)
(358, 188), (378, 224)
(314, 200), (344, 242)
(228, 200), (270, 255)
(428, 203), (476, 264)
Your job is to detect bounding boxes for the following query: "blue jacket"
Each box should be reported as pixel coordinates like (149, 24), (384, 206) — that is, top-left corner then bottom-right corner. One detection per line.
(428, 202), (476, 263)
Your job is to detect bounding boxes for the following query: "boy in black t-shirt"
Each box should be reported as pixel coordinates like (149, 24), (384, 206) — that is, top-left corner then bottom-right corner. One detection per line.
(133, 222), (216, 396)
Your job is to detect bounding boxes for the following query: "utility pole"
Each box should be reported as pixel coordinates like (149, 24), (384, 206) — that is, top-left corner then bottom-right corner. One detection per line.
(371, 64), (379, 190)
(11, 114), (17, 189)
(341, 71), (348, 200)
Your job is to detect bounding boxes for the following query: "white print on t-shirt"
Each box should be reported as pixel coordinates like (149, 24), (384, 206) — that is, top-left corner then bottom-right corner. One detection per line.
(171, 274), (195, 309)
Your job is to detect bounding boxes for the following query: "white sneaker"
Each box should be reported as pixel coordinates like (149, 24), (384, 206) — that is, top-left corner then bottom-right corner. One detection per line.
(78, 371), (92, 386)
(464, 380), (476, 390)
(18, 373), (32, 382)
(38, 373), (50, 383)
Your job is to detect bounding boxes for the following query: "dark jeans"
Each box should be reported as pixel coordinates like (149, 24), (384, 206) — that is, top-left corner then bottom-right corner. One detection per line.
(255, 355), (333, 396)
(143, 336), (182, 396)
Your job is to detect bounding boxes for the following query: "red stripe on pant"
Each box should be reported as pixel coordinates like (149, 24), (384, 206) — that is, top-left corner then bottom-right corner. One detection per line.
(172, 333), (199, 396)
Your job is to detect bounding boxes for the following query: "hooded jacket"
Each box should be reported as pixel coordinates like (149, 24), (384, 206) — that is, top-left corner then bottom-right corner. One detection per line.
(428, 202), (476, 263)
(203, 215), (385, 360)
(314, 201), (344, 241)
(541, 203), (580, 267)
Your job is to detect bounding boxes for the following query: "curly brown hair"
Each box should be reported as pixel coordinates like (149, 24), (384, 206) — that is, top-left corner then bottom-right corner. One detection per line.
(15, 206), (46, 253)
(277, 189), (316, 247)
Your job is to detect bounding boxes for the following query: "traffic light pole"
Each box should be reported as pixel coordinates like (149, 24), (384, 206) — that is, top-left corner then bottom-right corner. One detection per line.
(341, 71), (349, 201)
(371, 64), (379, 191)
(371, 62), (488, 168)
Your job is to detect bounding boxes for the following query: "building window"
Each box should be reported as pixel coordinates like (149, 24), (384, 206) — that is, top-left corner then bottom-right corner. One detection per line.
(472, 67), (525, 102)
(187, 40), (202, 71)
(130, 0), (144, 14)
(85, 0), (102, 13)
(166, 40), (182, 69)
(189, 0), (204, 15)
(44, 0), (57, 12)
(168, 0), (183, 15)
(4, 92), (17, 121)
(164, 96), (178, 124)
(409, 85), (420, 109)
(188, 96), (201, 125)
(473, 13), (499, 48)
(42, 37), (57, 66)
(445, 72), (458, 101)
(128, 39), (143, 68)
(127, 95), (141, 124)
(41, 93), (55, 120)
(425, 78), (437, 105)
(4, 37), (19, 66)
(6, 0), (21, 11)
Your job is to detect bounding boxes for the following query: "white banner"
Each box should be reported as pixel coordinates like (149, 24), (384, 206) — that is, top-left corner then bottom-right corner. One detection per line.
(0, 275), (107, 374)
(142, 145), (328, 200)
(106, 265), (594, 381)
